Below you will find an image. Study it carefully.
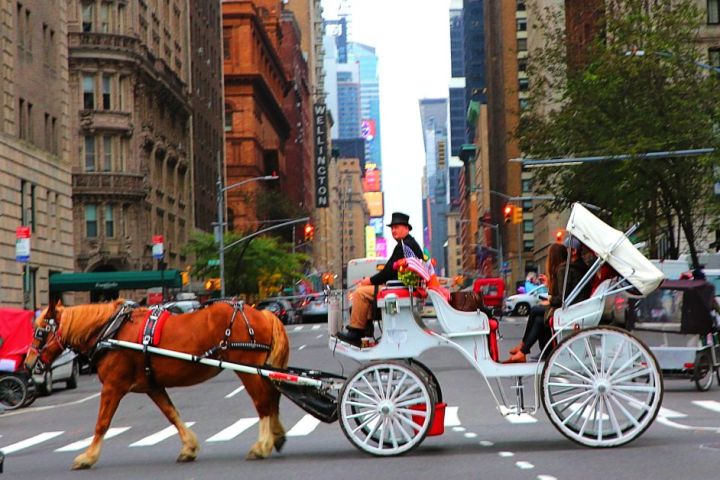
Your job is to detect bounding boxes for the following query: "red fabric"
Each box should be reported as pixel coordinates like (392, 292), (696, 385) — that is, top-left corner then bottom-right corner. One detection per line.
(488, 318), (499, 362)
(0, 308), (34, 358)
(591, 264), (618, 292)
(137, 310), (171, 345)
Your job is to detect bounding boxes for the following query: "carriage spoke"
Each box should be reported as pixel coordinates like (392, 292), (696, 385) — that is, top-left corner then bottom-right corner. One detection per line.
(397, 407), (428, 417)
(386, 417), (399, 450)
(547, 382), (594, 389)
(583, 337), (600, 376)
(350, 386), (379, 404)
(352, 411), (380, 435)
(392, 416), (413, 443)
(566, 345), (597, 379)
(385, 368), (396, 400)
(612, 367), (653, 385)
(603, 337), (625, 377)
(549, 388), (593, 410)
(389, 372), (409, 401)
(608, 394), (641, 428)
(611, 389), (653, 413)
(361, 375), (382, 402)
(393, 383), (421, 404)
(346, 400), (377, 409)
(362, 415), (382, 445)
(395, 395), (428, 408)
(612, 384), (657, 393)
(604, 395), (625, 440)
(551, 361), (594, 384)
(578, 395), (600, 438)
(599, 334), (606, 377)
(597, 394), (605, 442)
(395, 411), (424, 431)
(346, 410), (374, 420)
(374, 370), (387, 400)
(561, 391), (595, 426)
(608, 351), (643, 381)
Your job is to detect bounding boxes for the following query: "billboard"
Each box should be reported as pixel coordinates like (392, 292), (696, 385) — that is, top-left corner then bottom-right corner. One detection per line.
(363, 192), (384, 218)
(314, 103), (329, 208)
(369, 217), (384, 235)
(375, 237), (388, 257)
(361, 119), (376, 140)
(365, 226), (376, 258)
(362, 169), (381, 192)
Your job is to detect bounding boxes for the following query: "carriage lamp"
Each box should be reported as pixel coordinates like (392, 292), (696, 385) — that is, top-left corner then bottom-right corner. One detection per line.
(385, 296), (399, 316)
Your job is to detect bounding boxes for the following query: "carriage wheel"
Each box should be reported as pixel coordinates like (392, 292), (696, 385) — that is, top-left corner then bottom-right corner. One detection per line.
(0, 375), (29, 411)
(541, 326), (662, 448)
(693, 351), (714, 392)
(339, 361), (435, 456)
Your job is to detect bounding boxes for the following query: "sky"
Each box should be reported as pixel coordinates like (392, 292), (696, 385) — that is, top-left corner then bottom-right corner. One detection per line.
(321, 0), (452, 249)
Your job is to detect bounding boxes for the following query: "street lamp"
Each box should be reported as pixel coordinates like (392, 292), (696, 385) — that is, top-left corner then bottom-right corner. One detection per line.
(217, 174), (278, 297)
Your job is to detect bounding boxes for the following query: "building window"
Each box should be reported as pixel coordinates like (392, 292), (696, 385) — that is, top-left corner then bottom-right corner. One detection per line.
(710, 48), (720, 67)
(517, 38), (527, 52)
(102, 135), (112, 171)
(519, 78), (530, 91)
(523, 240), (534, 252)
(18, 97), (26, 139)
(100, 2), (110, 32)
(224, 106), (232, 131)
(709, 0), (720, 24)
(84, 136), (96, 171)
(522, 199), (533, 211)
(517, 0), (526, 11)
(105, 204), (114, 237)
(517, 18), (527, 32)
(22, 266), (37, 311)
(223, 28), (232, 60)
(85, 204), (97, 237)
(20, 180), (35, 231)
(522, 178), (532, 193)
(102, 74), (112, 109)
(83, 74), (95, 109)
(82, 1), (94, 32)
(523, 219), (533, 233)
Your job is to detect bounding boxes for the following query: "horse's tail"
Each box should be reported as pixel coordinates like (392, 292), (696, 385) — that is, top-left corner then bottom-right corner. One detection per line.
(263, 310), (289, 369)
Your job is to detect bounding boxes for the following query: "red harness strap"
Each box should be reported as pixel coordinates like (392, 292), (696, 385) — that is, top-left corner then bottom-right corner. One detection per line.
(137, 309), (171, 346)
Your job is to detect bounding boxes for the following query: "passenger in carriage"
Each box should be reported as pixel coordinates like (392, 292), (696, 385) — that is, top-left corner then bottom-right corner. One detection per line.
(504, 237), (593, 363)
(336, 212), (424, 347)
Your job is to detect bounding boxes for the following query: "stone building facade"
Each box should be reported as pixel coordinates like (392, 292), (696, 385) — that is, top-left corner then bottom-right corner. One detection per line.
(67, 0), (192, 275)
(0, 0), (74, 309)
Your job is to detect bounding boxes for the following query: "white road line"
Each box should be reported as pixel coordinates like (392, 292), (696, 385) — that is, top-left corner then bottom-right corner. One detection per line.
(537, 475), (558, 480)
(225, 385), (246, 398)
(659, 406), (687, 418)
(452, 426), (465, 432)
(693, 400), (720, 413)
(1, 432), (64, 455)
(129, 422), (195, 447)
(287, 415), (321, 437)
(56, 427), (131, 452)
(444, 406), (461, 427)
(298, 344), (307, 351)
(479, 440), (494, 447)
(498, 451), (515, 457)
(464, 432), (477, 438)
(316, 334), (324, 339)
(516, 461), (534, 469)
(207, 418), (259, 442)
(293, 326), (303, 332)
(311, 324), (322, 330)
(499, 406), (538, 424)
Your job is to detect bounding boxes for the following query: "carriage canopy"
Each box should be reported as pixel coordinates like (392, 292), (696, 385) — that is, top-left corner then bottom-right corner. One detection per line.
(565, 203), (664, 296)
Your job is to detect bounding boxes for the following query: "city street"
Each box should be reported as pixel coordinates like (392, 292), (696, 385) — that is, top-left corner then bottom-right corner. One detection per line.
(1, 318), (719, 479)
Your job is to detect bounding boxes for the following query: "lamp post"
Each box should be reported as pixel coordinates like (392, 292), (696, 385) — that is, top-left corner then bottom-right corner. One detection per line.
(216, 173), (278, 297)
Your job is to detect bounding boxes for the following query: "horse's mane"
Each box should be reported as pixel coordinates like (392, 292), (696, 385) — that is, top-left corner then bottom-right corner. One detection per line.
(61, 299), (126, 346)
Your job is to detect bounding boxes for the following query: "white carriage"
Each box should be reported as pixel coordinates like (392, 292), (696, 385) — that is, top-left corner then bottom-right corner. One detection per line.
(327, 203), (666, 456)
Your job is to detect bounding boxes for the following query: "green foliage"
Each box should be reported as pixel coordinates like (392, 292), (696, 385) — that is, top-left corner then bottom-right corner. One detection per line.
(183, 232), (309, 296)
(519, 0), (720, 266)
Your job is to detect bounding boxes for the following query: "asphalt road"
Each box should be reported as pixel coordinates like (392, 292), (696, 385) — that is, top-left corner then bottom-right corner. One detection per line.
(1, 317), (719, 479)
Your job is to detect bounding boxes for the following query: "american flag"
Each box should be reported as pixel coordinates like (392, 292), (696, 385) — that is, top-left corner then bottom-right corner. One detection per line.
(401, 241), (434, 281)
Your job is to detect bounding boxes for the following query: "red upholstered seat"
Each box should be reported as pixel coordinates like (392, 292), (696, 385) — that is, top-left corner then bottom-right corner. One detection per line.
(488, 318), (499, 362)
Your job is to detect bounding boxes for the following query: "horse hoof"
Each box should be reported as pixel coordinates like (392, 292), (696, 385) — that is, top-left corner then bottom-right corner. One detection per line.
(71, 460), (93, 470)
(176, 453), (197, 463)
(274, 436), (286, 453)
(246, 450), (266, 460)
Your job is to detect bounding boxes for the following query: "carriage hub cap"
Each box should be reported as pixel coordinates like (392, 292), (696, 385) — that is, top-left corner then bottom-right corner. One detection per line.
(593, 378), (611, 394)
(378, 401), (395, 416)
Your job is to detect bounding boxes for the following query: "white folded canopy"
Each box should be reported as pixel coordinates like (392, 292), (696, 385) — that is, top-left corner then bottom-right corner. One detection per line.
(565, 203), (665, 296)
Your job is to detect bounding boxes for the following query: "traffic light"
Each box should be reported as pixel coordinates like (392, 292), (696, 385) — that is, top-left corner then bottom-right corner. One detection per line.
(181, 271), (190, 286)
(512, 206), (523, 224)
(503, 204), (514, 224)
(303, 223), (315, 241)
(321, 272), (335, 285)
(555, 229), (565, 243)
(204, 278), (221, 291)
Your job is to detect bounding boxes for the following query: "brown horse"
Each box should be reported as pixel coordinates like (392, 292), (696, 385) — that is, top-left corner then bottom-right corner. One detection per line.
(25, 299), (289, 470)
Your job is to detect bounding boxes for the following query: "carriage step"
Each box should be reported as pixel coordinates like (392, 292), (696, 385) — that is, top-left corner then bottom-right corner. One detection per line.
(444, 330), (487, 338)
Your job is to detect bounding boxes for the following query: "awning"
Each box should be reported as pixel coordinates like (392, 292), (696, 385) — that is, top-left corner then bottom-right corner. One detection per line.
(50, 270), (183, 293)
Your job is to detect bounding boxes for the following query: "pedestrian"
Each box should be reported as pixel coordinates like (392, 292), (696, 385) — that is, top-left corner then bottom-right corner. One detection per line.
(335, 212), (424, 347)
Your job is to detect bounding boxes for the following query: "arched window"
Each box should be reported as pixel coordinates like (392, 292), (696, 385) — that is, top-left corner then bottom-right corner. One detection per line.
(224, 105), (233, 132)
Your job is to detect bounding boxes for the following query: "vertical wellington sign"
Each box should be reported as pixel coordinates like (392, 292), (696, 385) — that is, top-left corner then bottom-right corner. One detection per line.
(314, 103), (328, 208)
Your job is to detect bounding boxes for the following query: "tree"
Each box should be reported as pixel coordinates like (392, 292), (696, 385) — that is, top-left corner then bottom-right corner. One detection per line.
(519, 0), (720, 267)
(183, 232), (308, 296)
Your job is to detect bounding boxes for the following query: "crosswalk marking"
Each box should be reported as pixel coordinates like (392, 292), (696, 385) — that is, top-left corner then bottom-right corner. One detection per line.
(693, 400), (720, 413)
(499, 406), (538, 424)
(287, 415), (320, 437)
(444, 406), (461, 427)
(206, 418), (259, 442)
(55, 427), (131, 452)
(129, 422), (195, 447)
(1, 432), (64, 455)
(311, 324), (322, 330)
(658, 407), (687, 418)
(293, 326), (303, 332)
(225, 385), (245, 398)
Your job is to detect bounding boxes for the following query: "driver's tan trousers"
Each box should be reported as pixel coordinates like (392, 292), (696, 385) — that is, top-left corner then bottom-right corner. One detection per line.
(349, 285), (375, 330)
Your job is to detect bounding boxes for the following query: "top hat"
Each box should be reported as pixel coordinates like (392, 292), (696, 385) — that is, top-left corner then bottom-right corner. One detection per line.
(387, 212), (412, 231)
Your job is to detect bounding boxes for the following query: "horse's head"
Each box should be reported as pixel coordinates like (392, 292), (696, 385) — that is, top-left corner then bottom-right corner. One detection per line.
(25, 300), (66, 373)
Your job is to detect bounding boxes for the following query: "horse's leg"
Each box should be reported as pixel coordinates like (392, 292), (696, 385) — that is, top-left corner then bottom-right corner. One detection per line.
(239, 374), (283, 459)
(146, 388), (199, 462)
(72, 385), (126, 470)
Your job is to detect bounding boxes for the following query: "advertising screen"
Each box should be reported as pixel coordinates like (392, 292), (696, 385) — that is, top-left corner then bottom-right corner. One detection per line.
(365, 226), (376, 258)
(369, 217), (384, 235)
(363, 192), (384, 218)
(375, 238), (388, 257)
(362, 169), (381, 192)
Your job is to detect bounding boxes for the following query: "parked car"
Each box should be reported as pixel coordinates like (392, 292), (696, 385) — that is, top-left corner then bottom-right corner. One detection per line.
(255, 299), (299, 325)
(164, 300), (200, 313)
(32, 349), (79, 396)
(503, 285), (548, 316)
(298, 295), (329, 323)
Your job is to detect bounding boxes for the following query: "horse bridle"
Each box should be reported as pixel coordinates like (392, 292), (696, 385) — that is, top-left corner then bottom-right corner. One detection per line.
(30, 315), (65, 372)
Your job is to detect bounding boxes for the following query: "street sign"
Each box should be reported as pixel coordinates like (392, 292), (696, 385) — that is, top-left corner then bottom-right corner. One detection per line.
(207, 259), (220, 266)
(15, 226), (30, 263)
(152, 235), (164, 260)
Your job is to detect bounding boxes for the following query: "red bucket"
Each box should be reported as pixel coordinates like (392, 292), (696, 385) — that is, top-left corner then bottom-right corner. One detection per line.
(409, 402), (446, 436)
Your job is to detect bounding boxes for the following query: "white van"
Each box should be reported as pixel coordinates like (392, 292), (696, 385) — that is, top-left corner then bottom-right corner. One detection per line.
(650, 259), (690, 280)
(346, 257), (387, 287)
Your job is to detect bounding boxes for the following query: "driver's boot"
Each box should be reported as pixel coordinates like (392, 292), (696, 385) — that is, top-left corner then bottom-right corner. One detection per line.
(336, 327), (364, 347)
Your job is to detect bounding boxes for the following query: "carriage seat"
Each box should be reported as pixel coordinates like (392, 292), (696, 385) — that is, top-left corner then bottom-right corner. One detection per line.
(553, 279), (613, 331)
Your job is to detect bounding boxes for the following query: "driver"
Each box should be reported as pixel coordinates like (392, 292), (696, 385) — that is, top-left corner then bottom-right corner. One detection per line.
(336, 212), (423, 346)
